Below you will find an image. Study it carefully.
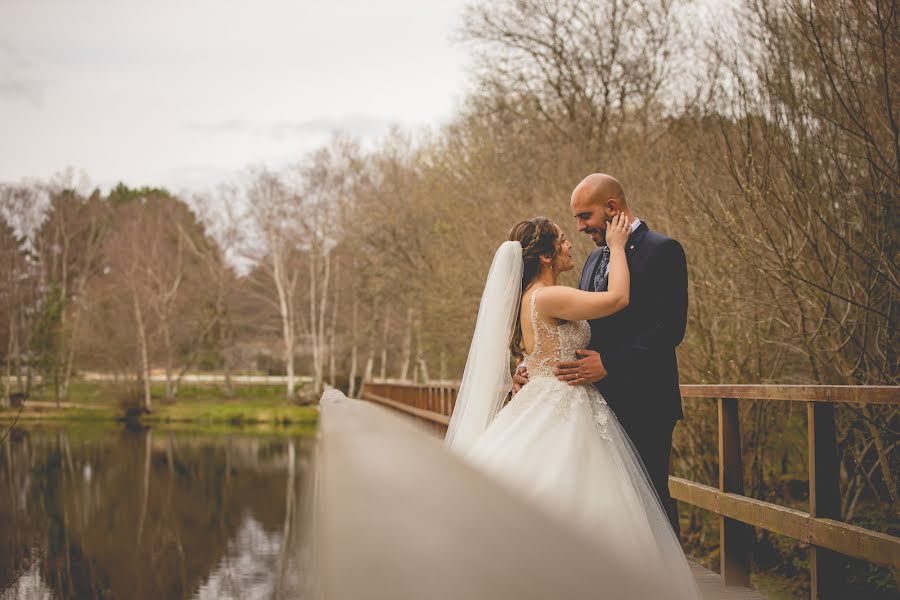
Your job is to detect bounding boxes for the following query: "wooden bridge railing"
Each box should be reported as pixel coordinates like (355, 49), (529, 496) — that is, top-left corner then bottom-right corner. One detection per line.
(361, 380), (900, 600)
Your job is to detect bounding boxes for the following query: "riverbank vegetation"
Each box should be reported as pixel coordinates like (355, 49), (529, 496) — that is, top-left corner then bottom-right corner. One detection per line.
(1, 0), (896, 596)
(0, 381), (318, 430)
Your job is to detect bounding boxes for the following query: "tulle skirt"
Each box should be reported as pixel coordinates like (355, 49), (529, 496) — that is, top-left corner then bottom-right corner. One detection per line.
(465, 376), (700, 599)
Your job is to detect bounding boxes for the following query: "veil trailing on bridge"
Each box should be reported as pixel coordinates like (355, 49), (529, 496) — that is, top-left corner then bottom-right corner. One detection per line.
(444, 241), (522, 454)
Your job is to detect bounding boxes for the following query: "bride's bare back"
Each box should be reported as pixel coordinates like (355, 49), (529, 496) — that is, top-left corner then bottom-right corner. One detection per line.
(519, 286), (592, 378)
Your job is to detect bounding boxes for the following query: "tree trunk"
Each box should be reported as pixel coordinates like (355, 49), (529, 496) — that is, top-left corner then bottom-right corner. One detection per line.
(3, 316), (13, 407)
(25, 361), (32, 396)
(306, 248), (325, 396)
(328, 258), (340, 388)
(363, 348), (374, 384)
(347, 291), (359, 398)
(14, 308), (24, 393)
(414, 314), (428, 382)
(132, 287), (152, 412)
(220, 285), (234, 399)
(61, 311), (79, 403)
(315, 253), (331, 394)
(163, 324), (175, 400)
(223, 353), (234, 399)
(379, 310), (389, 380)
(274, 247), (296, 401)
(399, 307), (413, 381)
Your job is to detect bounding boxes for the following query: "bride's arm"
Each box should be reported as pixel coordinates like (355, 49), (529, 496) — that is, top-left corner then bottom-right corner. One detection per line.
(534, 255), (629, 321)
(536, 214), (631, 321)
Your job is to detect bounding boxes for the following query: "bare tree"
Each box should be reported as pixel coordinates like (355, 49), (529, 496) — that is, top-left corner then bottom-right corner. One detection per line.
(297, 138), (364, 394)
(32, 186), (110, 403)
(244, 170), (303, 400)
(105, 201), (157, 411)
(462, 0), (687, 155)
(0, 216), (28, 406)
(0, 183), (46, 399)
(686, 0), (899, 527)
(190, 185), (244, 397)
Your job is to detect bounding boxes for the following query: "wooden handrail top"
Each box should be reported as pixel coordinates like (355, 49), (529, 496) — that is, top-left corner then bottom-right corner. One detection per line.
(679, 384), (899, 404)
(366, 379), (460, 390)
(363, 391), (451, 425)
(365, 380), (899, 405)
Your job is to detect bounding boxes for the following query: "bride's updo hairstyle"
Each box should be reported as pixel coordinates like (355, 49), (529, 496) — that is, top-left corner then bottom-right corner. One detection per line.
(507, 217), (560, 361)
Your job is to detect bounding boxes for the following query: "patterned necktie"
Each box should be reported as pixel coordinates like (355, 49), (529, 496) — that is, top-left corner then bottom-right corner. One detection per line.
(592, 246), (611, 291)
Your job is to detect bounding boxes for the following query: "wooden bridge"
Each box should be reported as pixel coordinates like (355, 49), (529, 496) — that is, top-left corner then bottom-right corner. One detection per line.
(355, 380), (900, 600)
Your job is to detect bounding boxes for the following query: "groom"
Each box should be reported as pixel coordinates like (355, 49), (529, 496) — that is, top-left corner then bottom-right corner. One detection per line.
(514, 173), (688, 535)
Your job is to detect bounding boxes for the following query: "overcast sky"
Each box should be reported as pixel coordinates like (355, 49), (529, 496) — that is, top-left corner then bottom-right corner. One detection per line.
(0, 0), (472, 195)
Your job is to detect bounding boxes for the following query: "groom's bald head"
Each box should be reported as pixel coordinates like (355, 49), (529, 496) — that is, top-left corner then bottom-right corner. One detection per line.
(571, 174), (626, 208)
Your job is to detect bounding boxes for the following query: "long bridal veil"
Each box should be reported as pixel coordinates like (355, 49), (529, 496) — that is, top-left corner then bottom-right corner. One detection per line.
(444, 241), (523, 454)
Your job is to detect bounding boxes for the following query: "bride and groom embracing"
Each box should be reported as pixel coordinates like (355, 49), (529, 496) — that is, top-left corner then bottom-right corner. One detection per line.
(445, 173), (698, 597)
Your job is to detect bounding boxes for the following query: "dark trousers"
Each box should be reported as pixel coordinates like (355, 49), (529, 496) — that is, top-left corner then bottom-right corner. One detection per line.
(618, 415), (680, 537)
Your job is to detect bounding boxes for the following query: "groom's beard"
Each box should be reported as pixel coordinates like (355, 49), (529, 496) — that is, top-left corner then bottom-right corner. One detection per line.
(585, 228), (605, 247)
(588, 216), (615, 246)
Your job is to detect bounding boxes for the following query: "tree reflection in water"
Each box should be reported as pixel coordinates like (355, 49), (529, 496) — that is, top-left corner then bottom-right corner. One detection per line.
(0, 426), (313, 599)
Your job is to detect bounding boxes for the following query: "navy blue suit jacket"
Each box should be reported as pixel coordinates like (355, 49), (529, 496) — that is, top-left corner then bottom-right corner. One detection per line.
(578, 222), (687, 426)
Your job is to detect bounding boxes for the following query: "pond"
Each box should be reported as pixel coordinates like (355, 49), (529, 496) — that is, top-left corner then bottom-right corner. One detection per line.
(0, 424), (315, 599)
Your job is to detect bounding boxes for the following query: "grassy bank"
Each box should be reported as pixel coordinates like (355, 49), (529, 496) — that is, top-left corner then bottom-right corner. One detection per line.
(0, 379), (319, 430)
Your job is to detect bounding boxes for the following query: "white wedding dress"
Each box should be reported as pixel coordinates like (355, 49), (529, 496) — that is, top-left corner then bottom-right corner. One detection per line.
(461, 288), (701, 598)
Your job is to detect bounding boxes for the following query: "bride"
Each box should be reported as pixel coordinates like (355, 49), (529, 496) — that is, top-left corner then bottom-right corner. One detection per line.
(444, 215), (700, 599)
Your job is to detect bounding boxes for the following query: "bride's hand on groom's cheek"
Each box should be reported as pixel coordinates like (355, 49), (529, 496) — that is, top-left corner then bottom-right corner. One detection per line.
(555, 349), (608, 386)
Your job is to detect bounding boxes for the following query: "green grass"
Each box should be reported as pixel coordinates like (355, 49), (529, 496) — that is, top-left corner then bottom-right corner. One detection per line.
(7, 379), (115, 405)
(143, 399), (318, 428)
(148, 382), (292, 403)
(0, 404), (119, 422)
(0, 380), (319, 430)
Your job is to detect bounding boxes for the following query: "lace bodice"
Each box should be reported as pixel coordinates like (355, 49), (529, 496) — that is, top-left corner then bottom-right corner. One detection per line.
(523, 287), (592, 378)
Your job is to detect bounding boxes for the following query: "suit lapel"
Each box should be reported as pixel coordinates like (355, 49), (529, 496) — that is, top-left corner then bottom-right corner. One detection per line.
(626, 222), (649, 257)
(581, 248), (604, 291)
(601, 222), (649, 291)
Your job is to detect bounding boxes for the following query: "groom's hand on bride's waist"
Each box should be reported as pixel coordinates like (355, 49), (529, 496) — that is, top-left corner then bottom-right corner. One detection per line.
(555, 349), (607, 386)
(512, 365), (529, 395)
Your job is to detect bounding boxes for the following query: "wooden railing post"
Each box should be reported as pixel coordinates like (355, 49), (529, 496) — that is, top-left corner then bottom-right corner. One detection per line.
(718, 397), (752, 587)
(808, 401), (843, 600)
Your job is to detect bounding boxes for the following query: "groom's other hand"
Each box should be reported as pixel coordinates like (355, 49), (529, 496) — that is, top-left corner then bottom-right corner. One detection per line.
(556, 349), (607, 386)
(512, 366), (529, 394)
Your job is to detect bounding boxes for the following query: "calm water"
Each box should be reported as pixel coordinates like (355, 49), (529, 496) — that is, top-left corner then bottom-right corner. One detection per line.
(0, 425), (315, 600)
